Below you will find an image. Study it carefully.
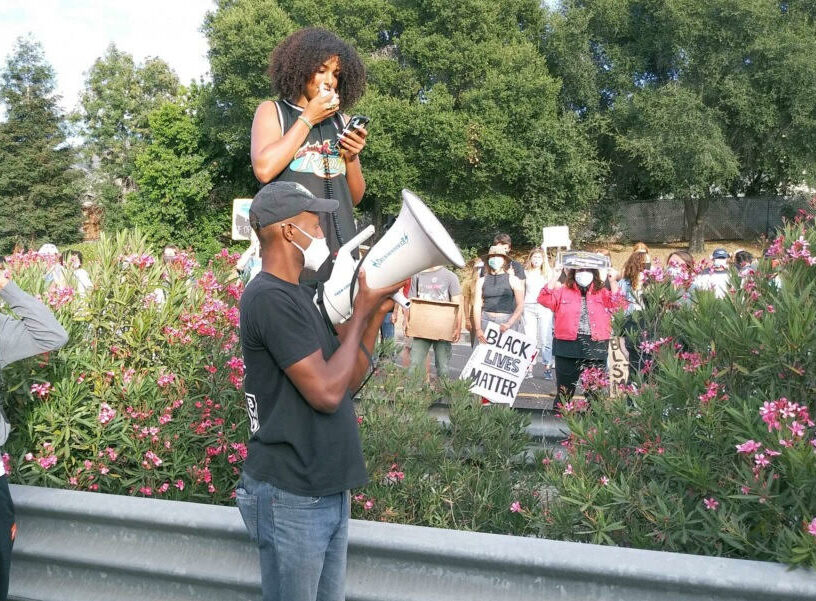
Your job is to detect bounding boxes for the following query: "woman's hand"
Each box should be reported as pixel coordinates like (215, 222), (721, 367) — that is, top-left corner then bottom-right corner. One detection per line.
(499, 323), (510, 333)
(302, 90), (340, 126)
(339, 125), (367, 160)
(476, 328), (487, 344)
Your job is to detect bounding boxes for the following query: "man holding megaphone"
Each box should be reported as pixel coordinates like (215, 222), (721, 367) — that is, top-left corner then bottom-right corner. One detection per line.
(236, 181), (404, 601)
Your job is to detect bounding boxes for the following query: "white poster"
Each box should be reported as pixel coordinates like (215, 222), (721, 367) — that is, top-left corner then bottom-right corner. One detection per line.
(231, 198), (253, 240)
(459, 322), (537, 405)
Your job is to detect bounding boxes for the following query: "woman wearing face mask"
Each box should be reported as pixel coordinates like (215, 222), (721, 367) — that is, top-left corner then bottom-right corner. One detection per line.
(251, 28), (367, 284)
(538, 264), (624, 403)
(473, 246), (525, 344)
(462, 258), (485, 348)
(523, 249), (554, 379)
(618, 249), (651, 314)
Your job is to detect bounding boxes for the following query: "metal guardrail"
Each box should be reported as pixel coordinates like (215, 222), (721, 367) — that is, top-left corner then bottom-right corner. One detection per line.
(8, 484), (816, 601)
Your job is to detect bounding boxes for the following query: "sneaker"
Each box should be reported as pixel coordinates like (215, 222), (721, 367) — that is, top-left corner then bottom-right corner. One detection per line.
(542, 369), (553, 381)
(525, 370), (534, 379)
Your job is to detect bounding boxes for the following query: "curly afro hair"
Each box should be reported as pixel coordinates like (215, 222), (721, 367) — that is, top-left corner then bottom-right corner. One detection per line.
(268, 28), (366, 111)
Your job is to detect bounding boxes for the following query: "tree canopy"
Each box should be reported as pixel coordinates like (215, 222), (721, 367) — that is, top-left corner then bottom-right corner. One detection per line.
(0, 36), (83, 253)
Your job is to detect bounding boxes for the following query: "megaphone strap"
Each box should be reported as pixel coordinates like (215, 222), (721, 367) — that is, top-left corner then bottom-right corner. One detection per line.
(315, 282), (339, 337)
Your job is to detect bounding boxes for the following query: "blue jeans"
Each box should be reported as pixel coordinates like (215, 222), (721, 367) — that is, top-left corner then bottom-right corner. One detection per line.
(380, 312), (395, 340)
(236, 472), (350, 601)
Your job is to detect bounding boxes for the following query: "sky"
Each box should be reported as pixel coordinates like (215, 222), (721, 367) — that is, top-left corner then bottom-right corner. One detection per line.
(0, 0), (214, 114)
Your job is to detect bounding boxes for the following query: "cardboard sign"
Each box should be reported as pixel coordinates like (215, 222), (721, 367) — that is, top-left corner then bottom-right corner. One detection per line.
(231, 198), (253, 240)
(406, 298), (461, 342)
(459, 322), (536, 405)
(607, 336), (629, 394)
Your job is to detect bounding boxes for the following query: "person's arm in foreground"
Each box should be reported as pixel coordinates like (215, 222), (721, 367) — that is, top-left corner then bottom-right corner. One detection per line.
(0, 272), (69, 369)
(283, 271), (403, 413)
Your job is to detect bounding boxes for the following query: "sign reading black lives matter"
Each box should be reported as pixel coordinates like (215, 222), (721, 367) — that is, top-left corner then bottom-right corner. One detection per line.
(460, 322), (536, 405)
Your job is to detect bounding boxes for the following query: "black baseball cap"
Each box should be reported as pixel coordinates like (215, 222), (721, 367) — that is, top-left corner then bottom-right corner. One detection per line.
(249, 182), (338, 230)
(711, 248), (730, 260)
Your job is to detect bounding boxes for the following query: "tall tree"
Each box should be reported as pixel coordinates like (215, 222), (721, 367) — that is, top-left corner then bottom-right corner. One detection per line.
(75, 44), (180, 232)
(201, 0), (603, 248)
(127, 88), (219, 256)
(0, 36), (83, 253)
(547, 0), (816, 251)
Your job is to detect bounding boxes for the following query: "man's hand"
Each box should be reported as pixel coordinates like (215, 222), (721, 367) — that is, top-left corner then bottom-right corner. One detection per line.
(452, 327), (461, 343)
(352, 270), (406, 322)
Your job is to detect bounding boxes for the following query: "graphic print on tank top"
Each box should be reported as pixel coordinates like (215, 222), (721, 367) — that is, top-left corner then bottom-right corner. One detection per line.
(289, 139), (347, 179)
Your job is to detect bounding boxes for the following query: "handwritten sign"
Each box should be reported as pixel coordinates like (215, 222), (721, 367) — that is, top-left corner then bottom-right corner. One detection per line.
(460, 322), (536, 405)
(607, 336), (629, 394)
(231, 198), (253, 240)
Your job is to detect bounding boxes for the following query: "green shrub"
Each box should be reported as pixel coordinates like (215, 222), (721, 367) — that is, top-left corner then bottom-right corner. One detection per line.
(536, 209), (816, 568)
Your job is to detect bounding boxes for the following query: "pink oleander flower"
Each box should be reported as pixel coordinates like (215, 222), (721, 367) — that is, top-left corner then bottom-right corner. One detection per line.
(703, 497), (719, 510)
(157, 371), (176, 388)
(158, 482), (170, 494)
(1, 454), (11, 475)
(30, 382), (52, 399)
(599, 476), (609, 486)
(98, 402), (116, 425)
(24, 453), (34, 461)
(754, 453), (770, 467)
(204, 364), (217, 374)
(579, 366), (609, 392)
(808, 518), (816, 538)
(563, 464), (574, 476)
(736, 440), (761, 454)
(139, 486), (153, 496)
(38, 455), (57, 470)
(363, 500), (375, 511)
(120, 253), (156, 269)
(789, 421), (805, 438)
(509, 501), (522, 513)
(740, 485), (750, 494)
(143, 450), (162, 468)
(46, 286), (75, 309)
(175, 480), (185, 491)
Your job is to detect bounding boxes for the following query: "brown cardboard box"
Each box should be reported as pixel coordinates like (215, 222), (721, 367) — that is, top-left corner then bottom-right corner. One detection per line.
(405, 298), (461, 342)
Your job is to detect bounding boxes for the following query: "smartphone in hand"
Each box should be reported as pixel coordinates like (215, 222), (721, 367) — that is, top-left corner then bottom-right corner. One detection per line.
(334, 115), (370, 150)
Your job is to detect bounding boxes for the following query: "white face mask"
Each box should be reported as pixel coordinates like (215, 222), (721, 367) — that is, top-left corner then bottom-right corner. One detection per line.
(488, 257), (505, 271)
(531, 256), (543, 268)
(575, 271), (593, 288)
(285, 223), (330, 271)
(713, 258), (728, 269)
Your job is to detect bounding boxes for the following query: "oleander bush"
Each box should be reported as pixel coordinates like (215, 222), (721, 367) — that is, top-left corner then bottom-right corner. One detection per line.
(1, 230), (248, 503)
(533, 206), (816, 568)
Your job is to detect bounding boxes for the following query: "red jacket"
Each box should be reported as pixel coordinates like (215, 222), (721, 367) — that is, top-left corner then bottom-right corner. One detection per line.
(537, 284), (623, 341)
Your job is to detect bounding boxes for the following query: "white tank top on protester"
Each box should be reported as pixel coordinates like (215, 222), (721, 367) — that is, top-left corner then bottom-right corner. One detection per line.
(524, 270), (548, 304)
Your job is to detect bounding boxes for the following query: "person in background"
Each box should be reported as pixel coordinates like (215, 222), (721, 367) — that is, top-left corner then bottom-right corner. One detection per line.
(692, 248), (731, 298)
(473, 246), (525, 343)
(618, 247), (651, 314)
(734, 249), (754, 277)
(538, 264), (623, 403)
(63, 250), (93, 296)
(522, 248), (554, 379)
(0, 270), (69, 599)
(461, 257), (484, 348)
(250, 28), (368, 285)
(38, 244), (67, 288)
(407, 266), (462, 382)
(479, 233), (525, 280)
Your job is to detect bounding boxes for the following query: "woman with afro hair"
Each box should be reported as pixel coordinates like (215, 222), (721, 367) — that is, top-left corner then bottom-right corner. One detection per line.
(251, 28), (368, 284)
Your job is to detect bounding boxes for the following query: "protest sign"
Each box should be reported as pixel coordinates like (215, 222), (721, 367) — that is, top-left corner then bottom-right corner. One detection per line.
(459, 322), (536, 405)
(231, 198), (253, 240)
(607, 336), (629, 394)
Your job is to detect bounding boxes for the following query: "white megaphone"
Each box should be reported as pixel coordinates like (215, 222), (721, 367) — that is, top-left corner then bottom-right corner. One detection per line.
(321, 189), (465, 324)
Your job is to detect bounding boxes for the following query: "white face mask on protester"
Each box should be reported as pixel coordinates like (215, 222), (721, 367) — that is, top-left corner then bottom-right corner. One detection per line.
(284, 223), (331, 271)
(575, 271), (593, 288)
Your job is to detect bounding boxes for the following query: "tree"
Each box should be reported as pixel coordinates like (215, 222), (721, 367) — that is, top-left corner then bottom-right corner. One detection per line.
(127, 88), (220, 256)
(0, 36), (83, 253)
(611, 86), (738, 252)
(74, 44), (180, 232)
(547, 0), (816, 250)
(201, 0), (604, 248)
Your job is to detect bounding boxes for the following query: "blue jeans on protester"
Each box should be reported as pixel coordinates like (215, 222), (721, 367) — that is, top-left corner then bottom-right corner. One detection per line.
(380, 311), (395, 340)
(236, 472), (350, 601)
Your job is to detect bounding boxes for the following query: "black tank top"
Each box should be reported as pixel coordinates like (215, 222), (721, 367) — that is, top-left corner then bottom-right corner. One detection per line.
(267, 100), (358, 283)
(482, 273), (515, 314)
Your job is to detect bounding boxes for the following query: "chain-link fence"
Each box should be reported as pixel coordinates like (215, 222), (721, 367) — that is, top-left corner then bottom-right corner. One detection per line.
(618, 195), (812, 243)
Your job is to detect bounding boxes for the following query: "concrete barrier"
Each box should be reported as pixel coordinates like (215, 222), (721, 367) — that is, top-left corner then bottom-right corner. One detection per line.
(8, 484), (816, 601)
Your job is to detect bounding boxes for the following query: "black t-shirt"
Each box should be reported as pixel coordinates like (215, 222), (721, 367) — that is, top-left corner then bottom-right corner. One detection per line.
(239, 272), (368, 496)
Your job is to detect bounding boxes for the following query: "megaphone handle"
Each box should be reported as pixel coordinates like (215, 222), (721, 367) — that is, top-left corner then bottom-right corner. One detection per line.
(392, 290), (411, 309)
(348, 254), (366, 314)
